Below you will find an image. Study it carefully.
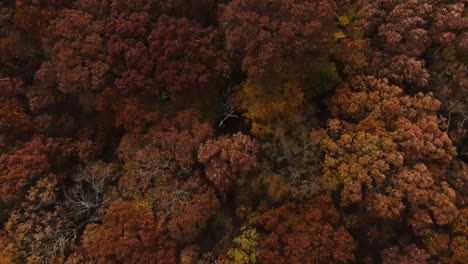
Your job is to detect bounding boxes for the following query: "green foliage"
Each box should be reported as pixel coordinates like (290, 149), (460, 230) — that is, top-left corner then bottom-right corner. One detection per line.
(307, 62), (342, 94)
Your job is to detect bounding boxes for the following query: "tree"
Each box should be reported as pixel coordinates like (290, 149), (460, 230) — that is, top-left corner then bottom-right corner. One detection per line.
(198, 132), (259, 195)
(257, 195), (355, 264)
(0, 160), (118, 264)
(118, 110), (213, 197)
(381, 242), (429, 264)
(147, 15), (230, 101)
(14, 0), (73, 42)
(0, 77), (32, 142)
(107, 0), (230, 102)
(336, 0), (467, 147)
(422, 207), (468, 263)
(260, 125), (324, 202)
(227, 226), (260, 264)
(153, 176), (221, 244)
(117, 110), (220, 244)
(220, 0), (337, 78)
(112, 96), (160, 135)
(235, 63), (305, 137)
(2, 175), (74, 264)
(0, 12), (42, 78)
(0, 136), (77, 204)
(320, 76), (458, 241)
(42, 6), (109, 103)
(26, 62), (78, 136)
(105, 0), (157, 96)
(81, 200), (176, 264)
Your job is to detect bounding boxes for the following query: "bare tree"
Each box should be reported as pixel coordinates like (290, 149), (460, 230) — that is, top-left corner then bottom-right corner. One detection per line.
(218, 86), (238, 128)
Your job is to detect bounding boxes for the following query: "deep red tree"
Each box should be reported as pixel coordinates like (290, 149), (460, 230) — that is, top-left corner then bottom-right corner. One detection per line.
(220, 0), (337, 77)
(148, 15), (230, 101)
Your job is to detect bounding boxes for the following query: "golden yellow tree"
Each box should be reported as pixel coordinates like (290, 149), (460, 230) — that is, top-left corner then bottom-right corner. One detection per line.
(235, 63), (305, 137)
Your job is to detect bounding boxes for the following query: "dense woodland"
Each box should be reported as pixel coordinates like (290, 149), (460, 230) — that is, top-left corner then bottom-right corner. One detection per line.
(0, 0), (466, 263)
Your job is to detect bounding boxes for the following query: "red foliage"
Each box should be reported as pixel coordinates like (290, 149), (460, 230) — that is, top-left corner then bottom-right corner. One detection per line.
(107, 37), (154, 95)
(198, 132), (259, 195)
(153, 176), (220, 244)
(0, 136), (76, 203)
(105, 0), (157, 96)
(0, 1), (465, 263)
(14, 0), (72, 42)
(381, 242), (429, 264)
(118, 110), (213, 195)
(0, 76), (24, 96)
(148, 15), (230, 100)
(25, 62), (79, 136)
(82, 200), (176, 264)
(220, 0), (337, 77)
(116, 110), (219, 244)
(258, 195), (355, 264)
(338, 0), (467, 144)
(0, 97), (31, 141)
(0, 77), (31, 141)
(43, 7), (108, 97)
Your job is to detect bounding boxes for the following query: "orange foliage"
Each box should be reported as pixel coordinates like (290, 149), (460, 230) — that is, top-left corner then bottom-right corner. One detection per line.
(321, 76), (458, 237)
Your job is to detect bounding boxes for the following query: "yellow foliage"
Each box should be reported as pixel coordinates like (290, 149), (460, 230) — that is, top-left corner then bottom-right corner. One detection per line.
(180, 245), (201, 264)
(227, 226), (260, 264)
(123, 161), (135, 174)
(236, 74), (304, 138)
(132, 199), (152, 210)
(338, 16), (350, 26)
(334, 3), (363, 41)
(334, 30), (346, 40)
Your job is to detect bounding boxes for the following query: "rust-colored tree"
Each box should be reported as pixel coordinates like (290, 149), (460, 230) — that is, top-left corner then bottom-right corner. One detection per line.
(81, 200), (176, 264)
(381, 241), (429, 264)
(320, 76), (458, 244)
(220, 0), (337, 77)
(0, 4), (42, 79)
(337, 0), (467, 147)
(257, 195), (355, 264)
(0, 77), (31, 142)
(147, 15), (230, 101)
(2, 175), (74, 264)
(198, 132), (259, 195)
(117, 110), (220, 245)
(0, 136), (77, 204)
(42, 5), (109, 107)
(26, 62), (78, 136)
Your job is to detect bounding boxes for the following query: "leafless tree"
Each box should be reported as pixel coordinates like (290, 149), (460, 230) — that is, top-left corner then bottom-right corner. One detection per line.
(218, 86), (238, 128)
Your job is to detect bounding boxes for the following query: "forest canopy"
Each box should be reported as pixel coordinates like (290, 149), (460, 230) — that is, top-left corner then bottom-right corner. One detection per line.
(0, 0), (466, 263)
